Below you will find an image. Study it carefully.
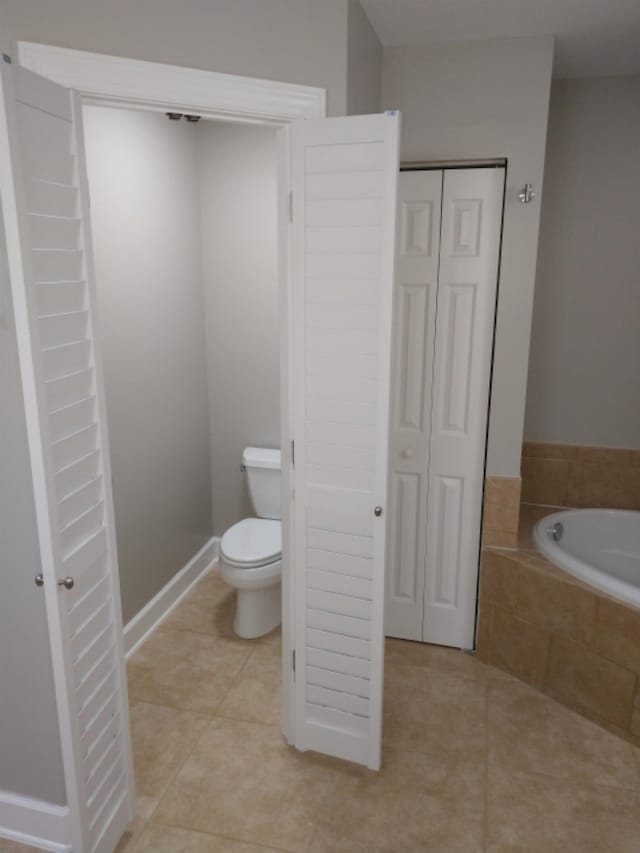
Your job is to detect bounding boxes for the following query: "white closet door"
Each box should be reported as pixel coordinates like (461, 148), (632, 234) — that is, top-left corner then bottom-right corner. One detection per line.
(423, 168), (504, 648)
(0, 62), (134, 851)
(291, 112), (400, 770)
(385, 170), (442, 640)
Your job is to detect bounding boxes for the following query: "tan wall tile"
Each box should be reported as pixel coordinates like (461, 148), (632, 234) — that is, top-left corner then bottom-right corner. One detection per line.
(521, 457), (571, 506)
(489, 607), (551, 688)
(483, 476), (521, 547)
(546, 636), (637, 729)
(578, 446), (637, 465)
(483, 499), (520, 533)
(595, 599), (640, 675)
(483, 527), (519, 548)
(521, 442), (640, 511)
(522, 442), (580, 460)
(485, 476), (522, 505)
(514, 564), (598, 647)
(568, 461), (640, 510)
(632, 686), (640, 737)
(475, 604), (492, 661)
(481, 550), (519, 611)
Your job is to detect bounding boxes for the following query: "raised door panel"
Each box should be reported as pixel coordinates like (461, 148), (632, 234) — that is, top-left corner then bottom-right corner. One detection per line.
(423, 168), (504, 648)
(385, 171), (442, 641)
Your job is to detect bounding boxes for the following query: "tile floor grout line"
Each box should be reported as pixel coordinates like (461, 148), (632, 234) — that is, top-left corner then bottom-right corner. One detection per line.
(149, 813), (299, 852)
(149, 816), (289, 851)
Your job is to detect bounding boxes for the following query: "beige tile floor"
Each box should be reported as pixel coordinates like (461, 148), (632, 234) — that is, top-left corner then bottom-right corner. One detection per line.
(4, 568), (640, 852)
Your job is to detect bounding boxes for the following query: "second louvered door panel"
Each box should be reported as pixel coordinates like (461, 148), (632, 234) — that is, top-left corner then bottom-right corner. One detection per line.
(291, 113), (400, 770)
(0, 62), (134, 852)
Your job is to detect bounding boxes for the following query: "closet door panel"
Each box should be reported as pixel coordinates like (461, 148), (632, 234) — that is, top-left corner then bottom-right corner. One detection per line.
(0, 61), (134, 852)
(385, 171), (442, 641)
(423, 168), (504, 648)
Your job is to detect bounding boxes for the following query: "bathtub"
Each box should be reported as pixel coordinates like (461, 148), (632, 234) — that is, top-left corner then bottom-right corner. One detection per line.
(533, 509), (640, 608)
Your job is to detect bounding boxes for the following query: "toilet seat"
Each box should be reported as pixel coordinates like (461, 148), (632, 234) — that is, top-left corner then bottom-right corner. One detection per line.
(220, 517), (281, 568)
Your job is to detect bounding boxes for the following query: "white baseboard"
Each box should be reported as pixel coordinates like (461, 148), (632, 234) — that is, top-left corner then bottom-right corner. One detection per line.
(0, 789), (71, 852)
(124, 537), (219, 658)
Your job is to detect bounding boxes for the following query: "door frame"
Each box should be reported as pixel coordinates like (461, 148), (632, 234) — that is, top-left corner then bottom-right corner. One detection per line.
(17, 40), (328, 746)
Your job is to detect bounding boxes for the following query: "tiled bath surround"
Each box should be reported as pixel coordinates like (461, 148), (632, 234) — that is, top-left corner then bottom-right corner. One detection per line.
(476, 532), (640, 747)
(477, 440), (640, 747)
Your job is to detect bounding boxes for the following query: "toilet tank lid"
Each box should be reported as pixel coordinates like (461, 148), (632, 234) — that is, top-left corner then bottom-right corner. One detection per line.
(243, 447), (281, 470)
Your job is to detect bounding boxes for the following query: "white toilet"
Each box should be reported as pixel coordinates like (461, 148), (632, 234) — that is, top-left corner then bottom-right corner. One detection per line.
(219, 447), (282, 639)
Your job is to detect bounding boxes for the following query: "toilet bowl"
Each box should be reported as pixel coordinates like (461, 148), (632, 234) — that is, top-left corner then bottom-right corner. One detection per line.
(218, 447), (282, 639)
(219, 517), (281, 639)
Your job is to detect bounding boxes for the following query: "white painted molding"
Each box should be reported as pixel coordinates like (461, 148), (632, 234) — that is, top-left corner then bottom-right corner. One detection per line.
(0, 789), (71, 853)
(17, 42), (326, 122)
(124, 537), (219, 658)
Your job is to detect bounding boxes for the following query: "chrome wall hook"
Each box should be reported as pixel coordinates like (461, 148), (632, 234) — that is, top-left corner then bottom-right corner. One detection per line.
(518, 183), (535, 204)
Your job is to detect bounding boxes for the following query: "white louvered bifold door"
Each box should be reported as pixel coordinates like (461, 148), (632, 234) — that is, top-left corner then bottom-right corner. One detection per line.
(0, 62), (135, 852)
(291, 112), (400, 770)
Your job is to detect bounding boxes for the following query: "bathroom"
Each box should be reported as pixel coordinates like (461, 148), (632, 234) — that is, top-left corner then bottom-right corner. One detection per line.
(1, 7), (640, 847)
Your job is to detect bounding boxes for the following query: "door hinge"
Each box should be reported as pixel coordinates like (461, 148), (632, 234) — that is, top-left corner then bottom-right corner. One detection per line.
(292, 649), (296, 676)
(291, 439), (295, 465)
(288, 191), (293, 222)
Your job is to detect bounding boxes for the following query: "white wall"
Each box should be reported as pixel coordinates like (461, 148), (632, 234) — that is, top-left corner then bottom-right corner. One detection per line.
(0, 0), (350, 116)
(525, 76), (640, 449)
(347, 0), (382, 114)
(382, 37), (554, 477)
(0, 208), (67, 805)
(83, 106), (213, 624)
(197, 122), (280, 536)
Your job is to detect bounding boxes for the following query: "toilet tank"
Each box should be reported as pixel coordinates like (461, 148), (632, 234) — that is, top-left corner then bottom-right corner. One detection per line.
(243, 447), (281, 520)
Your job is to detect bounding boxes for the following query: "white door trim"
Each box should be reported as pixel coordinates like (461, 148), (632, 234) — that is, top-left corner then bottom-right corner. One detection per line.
(16, 41), (327, 747)
(17, 42), (326, 122)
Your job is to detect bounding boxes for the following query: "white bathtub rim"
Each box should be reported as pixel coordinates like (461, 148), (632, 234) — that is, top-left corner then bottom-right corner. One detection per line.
(533, 508), (640, 610)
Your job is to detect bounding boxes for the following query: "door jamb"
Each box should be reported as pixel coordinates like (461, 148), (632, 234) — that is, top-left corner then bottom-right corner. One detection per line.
(17, 40), (328, 745)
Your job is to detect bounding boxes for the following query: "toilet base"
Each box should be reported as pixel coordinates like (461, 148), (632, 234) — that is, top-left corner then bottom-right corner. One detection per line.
(234, 582), (281, 639)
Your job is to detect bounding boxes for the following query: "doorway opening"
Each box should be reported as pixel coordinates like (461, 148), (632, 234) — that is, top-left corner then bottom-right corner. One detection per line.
(81, 97), (284, 716)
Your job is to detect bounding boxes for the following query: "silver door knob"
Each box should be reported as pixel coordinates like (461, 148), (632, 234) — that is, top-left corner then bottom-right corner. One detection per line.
(374, 506), (383, 517)
(58, 577), (75, 590)
(401, 448), (414, 458)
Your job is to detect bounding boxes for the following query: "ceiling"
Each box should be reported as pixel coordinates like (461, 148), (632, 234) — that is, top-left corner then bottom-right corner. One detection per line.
(361, 0), (640, 78)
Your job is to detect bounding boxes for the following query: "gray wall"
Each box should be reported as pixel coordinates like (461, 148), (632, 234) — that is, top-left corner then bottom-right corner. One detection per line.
(525, 76), (640, 449)
(198, 122), (280, 536)
(382, 37), (554, 477)
(83, 106), (212, 623)
(0, 0), (350, 116)
(347, 0), (382, 114)
(0, 207), (67, 805)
